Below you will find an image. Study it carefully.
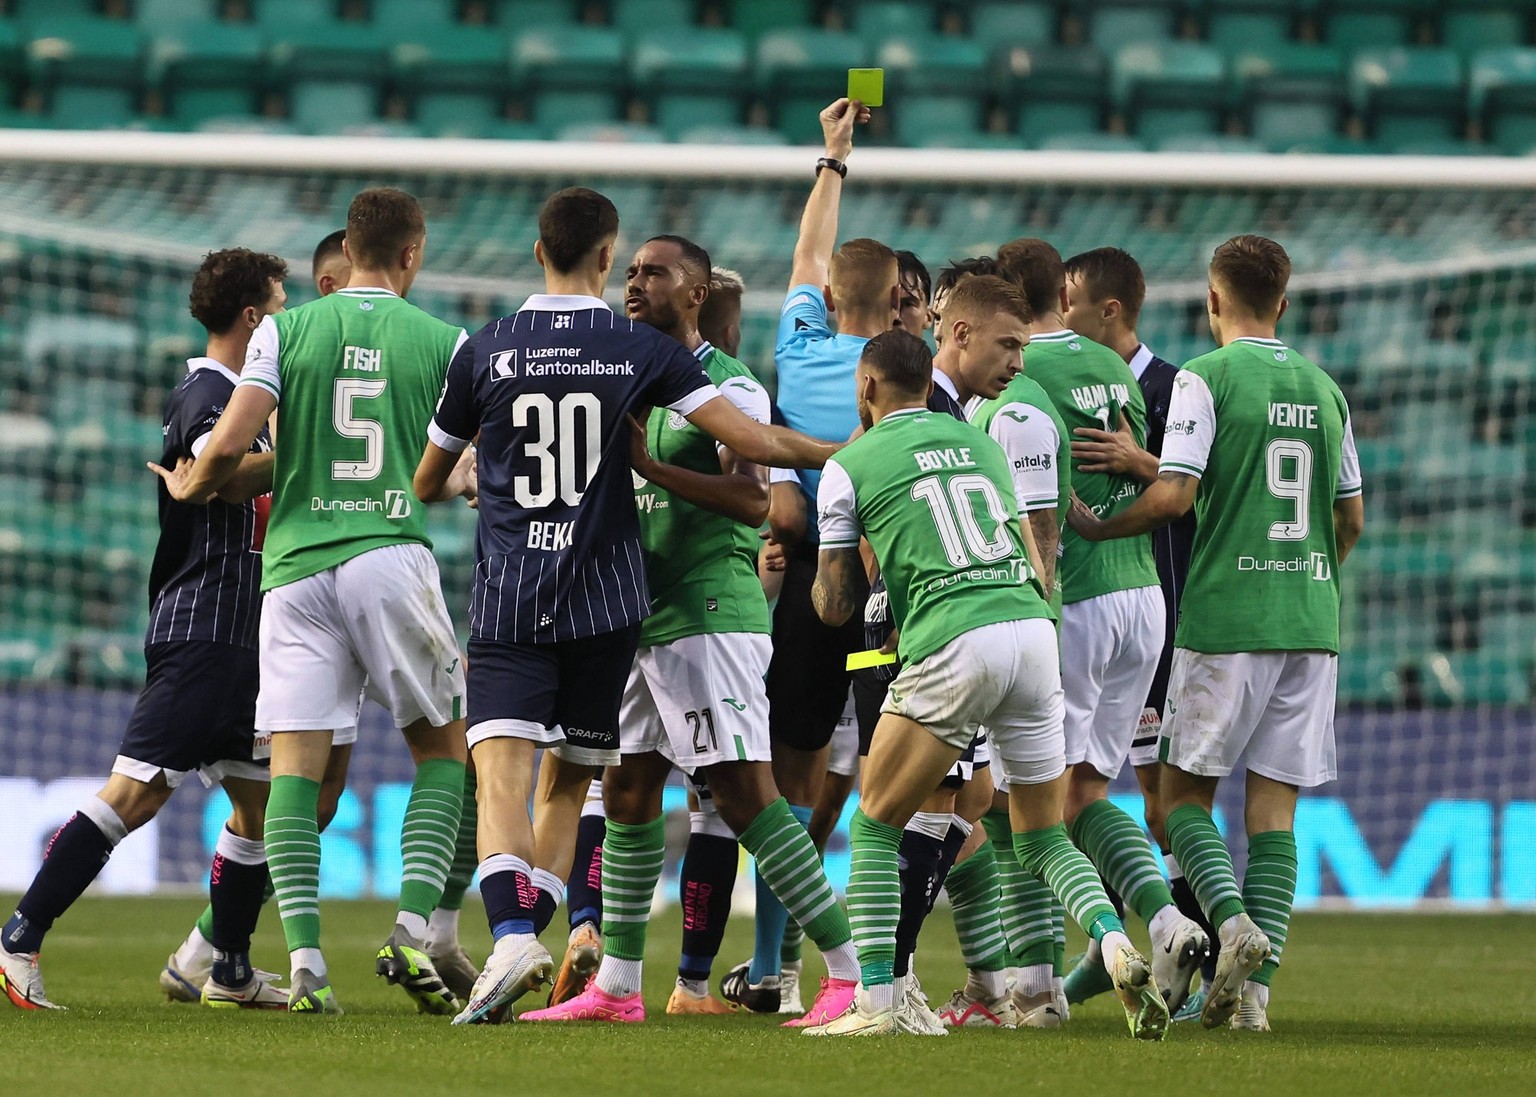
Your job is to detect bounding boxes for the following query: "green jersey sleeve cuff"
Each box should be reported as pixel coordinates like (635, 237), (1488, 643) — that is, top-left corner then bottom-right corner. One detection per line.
(236, 374), (280, 398)
(1160, 460), (1205, 478)
(817, 538), (861, 550)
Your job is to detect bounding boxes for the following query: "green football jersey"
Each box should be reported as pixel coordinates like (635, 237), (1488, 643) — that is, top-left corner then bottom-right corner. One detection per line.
(970, 371), (1071, 614)
(818, 408), (1051, 666)
(1023, 330), (1159, 604)
(635, 345), (772, 647)
(238, 287), (466, 591)
(1161, 336), (1362, 654)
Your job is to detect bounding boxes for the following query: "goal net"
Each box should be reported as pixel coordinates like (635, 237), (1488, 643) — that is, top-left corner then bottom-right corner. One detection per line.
(1, 133), (1531, 908)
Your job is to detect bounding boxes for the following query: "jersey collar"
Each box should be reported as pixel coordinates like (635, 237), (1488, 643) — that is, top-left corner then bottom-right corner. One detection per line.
(336, 287), (399, 298)
(693, 340), (715, 361)
(186, 356), (240, 386)
(877, 407), (928, 424)
(1128, 343), (1154, 380)
(931, 366), (961, 403)
(518, 293), (612, 312)
(1233, 336), (1286, 348)
(1028, 329), (1078, 344)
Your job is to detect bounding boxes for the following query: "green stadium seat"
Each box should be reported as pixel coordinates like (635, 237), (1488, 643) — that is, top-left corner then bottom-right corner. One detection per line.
(1201, 0), (1299, 52)
(251, 0), (343, 27)
(1477, 612), (1536, 665)
(993, 44), (1106, 141)
(1423, 651), (1532, 706)
(1086, 4), (1178, 50)
(373, 0), (461, 28)
(392, 26), (511, 137)
(1337, 651), (1403, 705)
(514, 25), (626, 93)
(530, 89), (621, 130)
(11, 0), (101, 16)
(677, 123), (787, 144)
(1037, 131), (1146, 151)
(1442, 8), (1527, 57)
(493, 0), (577, 29)
(851, 1), (938, 38)
(476, 119), (548, 140)
(1350, 47), (1465, 146)
(608, 0), (695, 33)
(730, 0), (815, 39)
(557, 120), (666, 142)
(1155, 133), (1266, 152)
(1386, 138), (1498, 156)
(631, 28), (750, 133)
(756, 29), (870, 98)
(153, 23), (265, 128)
(272, 25), (387, 133)
(893, 93), (985, 146)
(878, 34), (986, 96)
(135, 0), (220, 23)
(1325, 10), (1413, 51)
(1112, 41), (1226, 137)
(26, 17), (145, 128)
(969, 0), (1054, 43)
(1233, 41), (1347, 141)
(1471, 48), (1536, 154)
(0, 19), (23, 99)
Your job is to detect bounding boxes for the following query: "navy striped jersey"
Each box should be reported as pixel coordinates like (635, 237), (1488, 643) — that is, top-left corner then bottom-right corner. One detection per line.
(1131, 344), (1196, 622)
(429, 294), (720, 644)
(146, 358), (272, 649)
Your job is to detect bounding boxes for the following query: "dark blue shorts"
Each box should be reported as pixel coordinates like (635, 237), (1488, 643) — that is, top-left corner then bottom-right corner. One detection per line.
(465, 623), (642, 766)
(114, 641), (263, 786)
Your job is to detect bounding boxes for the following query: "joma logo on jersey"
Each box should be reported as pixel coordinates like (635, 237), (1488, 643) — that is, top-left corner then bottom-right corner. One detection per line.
(343, 346), (382, 372)
(490, 350), (518, 381)
(1069, 383), (1130, 412)
(527, 519), (575, 550)
(1238, 552), (1331, 581)
(310, 490), (412, 519)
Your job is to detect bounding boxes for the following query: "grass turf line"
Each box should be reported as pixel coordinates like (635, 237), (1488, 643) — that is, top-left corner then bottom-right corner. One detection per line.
(2, 898), (1533, 1097)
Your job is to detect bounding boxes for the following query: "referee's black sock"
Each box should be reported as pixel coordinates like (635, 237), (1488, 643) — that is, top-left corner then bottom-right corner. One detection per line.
(208, 825), (267, 987)
(3, 797), (126, 955)
(892, 814), (947, 978)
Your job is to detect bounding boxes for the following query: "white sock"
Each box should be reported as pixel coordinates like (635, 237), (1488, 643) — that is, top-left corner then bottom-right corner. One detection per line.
(1004, 965), (1022, 993)
(173, 925), (213, 972)
(1243, 979), (1269, 1010)
(531, 867), (564, 907)
(893, 973), (910, 999)
(594, 955), (643, 997)
(1163, 851), (1184, 880)
(1018, 963), (1053, 999)
(947, 813), (973, 838)
(1148, 903), (1182, 945)
(493, 931), (538, 952)
(427, 906), (461, 950)
(80, 795), (129, 846)
(821, 940), (859, 983)
(1219, 913), (1248, 943)
(394, 911), (429, 942)
(905, 811), (951, 841)
(677, 976), (708, 997)
(968, 966), (1006, 1000)
(1098, 930), (1133, 973)
(864, 981), (894, 1012)
(291, 946), (326, 981)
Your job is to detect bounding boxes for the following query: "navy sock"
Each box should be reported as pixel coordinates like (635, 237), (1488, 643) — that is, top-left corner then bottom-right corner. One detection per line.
(925, 822), (968, 915)
(533, 889), (558, 935)
(892, 827), (945, 978)
(208, 831), (267, 987)
(567, 814), (605, 930)
(482, 867), (537, 940)
(3, 812), (116, 955)
(678, 831), (739, 982)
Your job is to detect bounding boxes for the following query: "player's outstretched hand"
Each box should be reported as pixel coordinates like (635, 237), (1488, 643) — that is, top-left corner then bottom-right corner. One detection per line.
(820, 97), (871, 161)
(1071, 409), (1139, 474)
(759, 528), (788, 573)
(449, 445), (479, 508)
(147, 456), (215, 505)
(1065, 490), (1107, 541)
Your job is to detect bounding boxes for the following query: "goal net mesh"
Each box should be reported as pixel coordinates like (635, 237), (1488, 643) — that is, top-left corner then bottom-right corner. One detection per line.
(1, 151), (1531, 907)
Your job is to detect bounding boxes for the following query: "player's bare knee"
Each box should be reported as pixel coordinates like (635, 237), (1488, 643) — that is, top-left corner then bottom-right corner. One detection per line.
(98, 773), (171, 832)
(315, 781), (344, 832)
(403, 716), (468, 763)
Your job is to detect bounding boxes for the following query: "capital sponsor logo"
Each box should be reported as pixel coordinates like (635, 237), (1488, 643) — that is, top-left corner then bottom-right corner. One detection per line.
(1013, 453), (1052, 471)
(1166, 419), (1197, 435)
(563, 725), (604, 742)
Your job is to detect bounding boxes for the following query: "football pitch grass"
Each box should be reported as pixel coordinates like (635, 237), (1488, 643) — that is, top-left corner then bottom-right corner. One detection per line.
(4, 899), (1533, 1097)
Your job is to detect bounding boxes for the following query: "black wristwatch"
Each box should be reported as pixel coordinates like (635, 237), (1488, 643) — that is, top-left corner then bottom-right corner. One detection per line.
(815, 156), (847, 178)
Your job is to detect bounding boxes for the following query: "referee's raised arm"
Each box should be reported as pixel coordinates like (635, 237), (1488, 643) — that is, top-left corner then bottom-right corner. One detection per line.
(789, 98), (871, 292)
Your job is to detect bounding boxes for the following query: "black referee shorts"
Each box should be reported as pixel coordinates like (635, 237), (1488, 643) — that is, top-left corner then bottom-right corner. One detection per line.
(115, 641), (262, 785)
(766, 549), (868, 753)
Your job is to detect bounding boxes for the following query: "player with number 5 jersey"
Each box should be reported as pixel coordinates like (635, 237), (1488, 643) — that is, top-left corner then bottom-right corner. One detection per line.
(1068, 235), (1365, 1035)
(159, 188), (477, 1018)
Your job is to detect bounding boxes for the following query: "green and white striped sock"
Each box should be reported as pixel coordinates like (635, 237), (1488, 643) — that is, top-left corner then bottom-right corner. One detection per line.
(1070, 798), (1175, 924)
(265, 775), (323, 962)
(742, 798), (857, 981)
(943, 844), (1008, 973)
(983, 811), (1055, 968)
(1243, 831), (1298, 987)
(847, 808), (903, 1001)
(599, 816), (666, 964)
(1014, 823), (1120, 939)
(436, 767), (479, 912)
(397, 758), (465, 923)
(1165, 804), (1246, 930)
